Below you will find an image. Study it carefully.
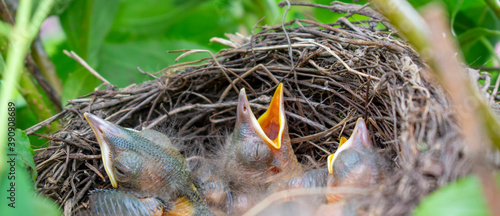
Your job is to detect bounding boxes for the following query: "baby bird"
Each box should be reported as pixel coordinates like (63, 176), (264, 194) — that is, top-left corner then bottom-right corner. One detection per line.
(207, 83), (302, 214)
(326, 118), (389, 203)
(84, 113), (212, 216)
(223, 83), (301, 184)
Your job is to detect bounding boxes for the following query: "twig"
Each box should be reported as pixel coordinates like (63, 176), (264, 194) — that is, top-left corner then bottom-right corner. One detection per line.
(25, 110), (67, 135)
(85, 162), (106, 182)
(250, 17), (266, 65)
(63, 50), (112, 86)
(295, 37), (380, 80)
(136, 67), (158, 79)
(18, 71), (60, 128)
(68, 153), (101, 160)
(219, 64), (278, 102)
(421, 6), (500, 214)
(0, 0), (14, 24)
(281, 0), (295, 70)
(175, 49), (241, 95)
(280, 1), (395, 30)
(115, 91), (160, 125)
(290, 116), (348, 144)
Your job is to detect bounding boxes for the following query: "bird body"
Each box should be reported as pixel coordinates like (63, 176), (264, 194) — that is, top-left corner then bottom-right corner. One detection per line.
(222, 84), (301, 186)
(84, 113), (212, 216)
(87, 189), (165, 216)
(202, 84), (303, 214)
(83, 92), (390, 215)
(326, 118), (389, 203)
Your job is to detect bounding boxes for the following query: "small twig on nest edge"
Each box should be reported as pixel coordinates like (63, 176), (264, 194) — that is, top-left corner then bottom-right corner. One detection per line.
(63, 50), (113, 86)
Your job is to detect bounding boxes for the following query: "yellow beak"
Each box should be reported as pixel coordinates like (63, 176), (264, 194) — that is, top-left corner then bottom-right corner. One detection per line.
(84, 113), (119, 188)
(255, 83), (285, 149)
(328, 118), (369, 174)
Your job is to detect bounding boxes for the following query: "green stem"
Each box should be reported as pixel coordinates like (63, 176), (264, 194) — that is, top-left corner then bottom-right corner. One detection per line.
(0, 21), (9, 36)
(0, 0), (55, 175)
(370, 0), (431, 53)
(0, 30), (30, 175)
(18, 70), (60, 131)
(31, 36), (62, 95)
(370, 0), (500, 151)
(485, 0), (500, 20)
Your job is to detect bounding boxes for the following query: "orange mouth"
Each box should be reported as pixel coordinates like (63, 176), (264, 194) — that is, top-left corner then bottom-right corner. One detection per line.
(235, 84), (286, 150)
(256, 83), (285, 149)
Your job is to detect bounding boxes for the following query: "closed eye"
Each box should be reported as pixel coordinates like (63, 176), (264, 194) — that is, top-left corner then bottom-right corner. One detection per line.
(114, 165), (126, 177)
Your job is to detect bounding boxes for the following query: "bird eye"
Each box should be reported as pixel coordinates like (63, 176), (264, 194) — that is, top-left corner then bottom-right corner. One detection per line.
(114, 166), (126, 177)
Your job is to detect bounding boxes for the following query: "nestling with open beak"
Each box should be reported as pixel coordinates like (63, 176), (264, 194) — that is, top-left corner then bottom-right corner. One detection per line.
(209, 83), (302, 213)
(84, 113), (212, 216)
(326, 118), (389, 203)
(223, 84), (301, 183)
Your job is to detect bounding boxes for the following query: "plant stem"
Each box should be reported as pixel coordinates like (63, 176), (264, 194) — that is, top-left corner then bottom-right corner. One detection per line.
(18, 70), (60, 131)
(31, 36), (62, 95)
(485, 0), (500, 20)
(0, 0), (55, 175)
(0, 0), (62, 110)
(372, 0), (500, 151)
(370, 0), (431, 54)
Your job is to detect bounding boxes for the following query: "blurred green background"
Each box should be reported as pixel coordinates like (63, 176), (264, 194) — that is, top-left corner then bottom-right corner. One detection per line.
(0, 0), (499, 215)
(9, 0), (500, 146)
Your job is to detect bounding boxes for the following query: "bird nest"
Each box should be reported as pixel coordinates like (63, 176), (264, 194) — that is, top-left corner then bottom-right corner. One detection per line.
(31, 3), (499, 216)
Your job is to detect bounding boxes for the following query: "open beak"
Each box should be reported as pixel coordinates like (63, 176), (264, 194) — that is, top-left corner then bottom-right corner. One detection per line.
(235, 88), (275, 147)
(84, 113), (119, 188)
(235, 84), (286, 150)
(328, 118), (370, 174)
(256, 83), (285, 149)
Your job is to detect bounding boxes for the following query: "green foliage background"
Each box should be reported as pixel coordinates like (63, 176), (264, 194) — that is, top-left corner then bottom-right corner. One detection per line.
(0, 0), (499, 215)
(14, 0), (500, 145)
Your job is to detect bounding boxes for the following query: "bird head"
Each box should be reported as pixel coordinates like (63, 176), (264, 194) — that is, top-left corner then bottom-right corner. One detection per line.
(85, 113), (211, 215)
(326, 118), (386, 202)
(84, 113), (186, 194)
(227, 83), (300, 183)
(327, 118), (373, 176)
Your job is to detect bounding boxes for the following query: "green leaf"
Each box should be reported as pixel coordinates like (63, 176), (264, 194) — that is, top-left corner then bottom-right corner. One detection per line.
(1, 129), (60, 215)
(108, 0), (177, 38)
(0, 163), (60, 215)
(414, 173), (500, 216)
(448, 0), (463, 31)
(59, 0), (120, 66)
(458, 27), (500, 45)
(48, 41), (78, 83)
(107, 0), (238, 49)
(98, 39), (214, 87)
(13, 129), (37, 180)
(61, 68), (99, 105)
(450, 0), (500, 67)
(410, 0), (500, 67)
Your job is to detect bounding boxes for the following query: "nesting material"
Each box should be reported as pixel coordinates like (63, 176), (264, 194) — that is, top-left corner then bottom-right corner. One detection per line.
(32, 4), (499, 216)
